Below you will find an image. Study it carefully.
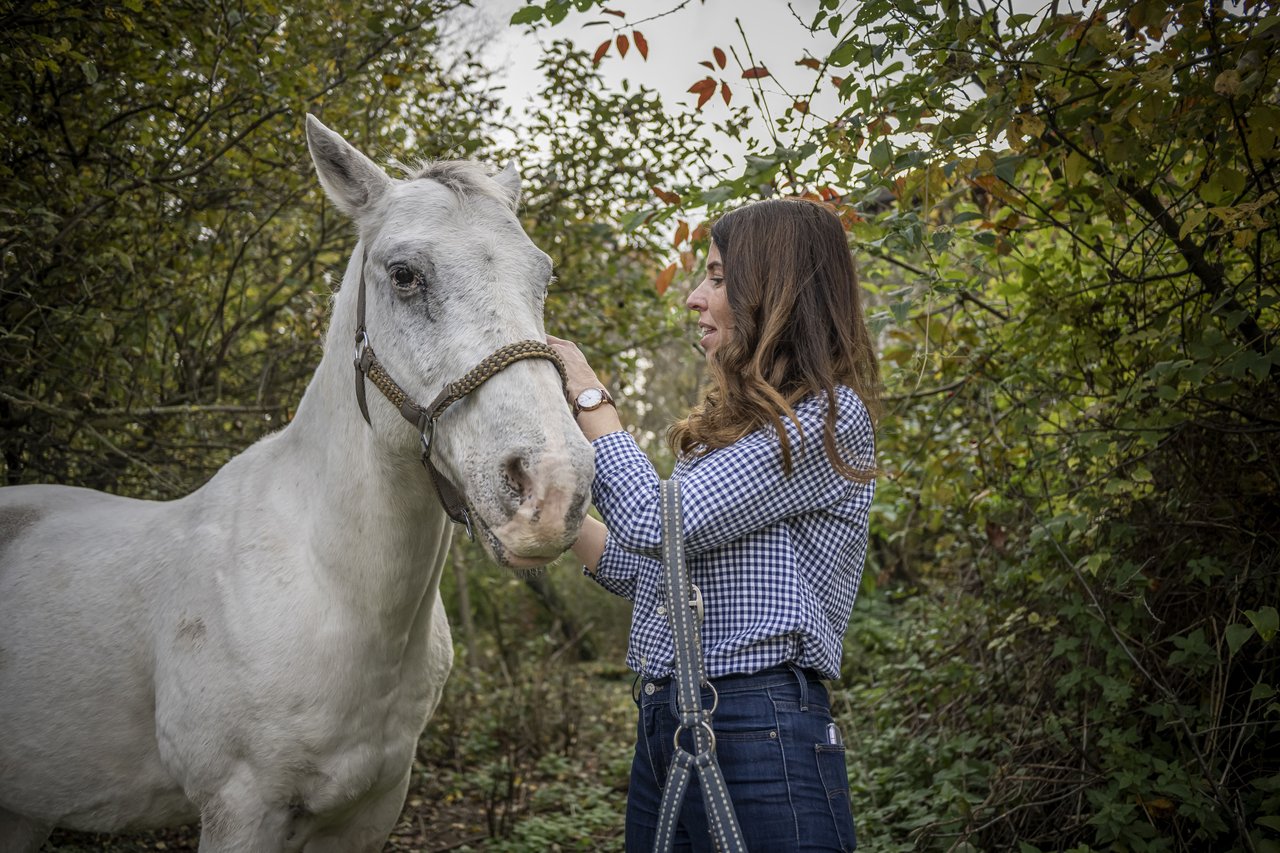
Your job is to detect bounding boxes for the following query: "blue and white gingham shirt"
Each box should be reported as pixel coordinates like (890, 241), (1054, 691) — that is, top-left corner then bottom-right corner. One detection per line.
(588, 385), (875, 680)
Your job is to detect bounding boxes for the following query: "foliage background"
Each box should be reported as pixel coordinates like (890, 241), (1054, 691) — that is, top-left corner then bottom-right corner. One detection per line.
(3, 0), (1278, 850)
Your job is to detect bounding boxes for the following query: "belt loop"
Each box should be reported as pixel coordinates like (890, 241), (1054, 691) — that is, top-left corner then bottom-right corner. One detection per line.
(669, 672), (680, 719)
(787, 662), (809, 711)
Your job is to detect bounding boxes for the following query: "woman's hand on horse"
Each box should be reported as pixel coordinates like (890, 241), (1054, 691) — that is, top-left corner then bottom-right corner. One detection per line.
(546, 334), (603, 399)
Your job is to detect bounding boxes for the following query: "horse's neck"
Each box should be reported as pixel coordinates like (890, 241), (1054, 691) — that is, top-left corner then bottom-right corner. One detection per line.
(267, 288), (451, 624)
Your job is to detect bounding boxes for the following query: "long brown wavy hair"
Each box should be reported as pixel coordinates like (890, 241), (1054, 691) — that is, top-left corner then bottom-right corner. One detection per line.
(668, 197), (880, 480)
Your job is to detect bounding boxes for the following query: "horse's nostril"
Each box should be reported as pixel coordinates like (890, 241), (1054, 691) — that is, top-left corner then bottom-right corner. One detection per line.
(503, 455), (532, 504)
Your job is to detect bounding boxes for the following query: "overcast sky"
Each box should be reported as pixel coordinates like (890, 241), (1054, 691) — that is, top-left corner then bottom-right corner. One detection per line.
(470, 0), (846, 162)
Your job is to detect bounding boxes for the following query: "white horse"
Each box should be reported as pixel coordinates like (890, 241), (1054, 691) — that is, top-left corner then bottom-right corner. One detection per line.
(0, 115), (594, 852)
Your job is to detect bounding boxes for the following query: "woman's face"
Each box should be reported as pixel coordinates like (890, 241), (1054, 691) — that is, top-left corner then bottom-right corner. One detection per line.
(687, 241), (731, 358)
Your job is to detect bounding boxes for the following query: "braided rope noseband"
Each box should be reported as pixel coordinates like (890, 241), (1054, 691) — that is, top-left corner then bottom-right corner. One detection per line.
(351, 252), (568, 538)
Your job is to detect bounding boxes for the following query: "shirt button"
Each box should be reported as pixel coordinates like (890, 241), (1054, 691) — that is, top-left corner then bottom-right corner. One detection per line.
(656, 605), (667, 615)
(644, 682), (657, 695)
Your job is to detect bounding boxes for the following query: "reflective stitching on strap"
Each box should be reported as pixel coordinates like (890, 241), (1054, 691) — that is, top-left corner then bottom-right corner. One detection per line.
(654, 480), (748, 853)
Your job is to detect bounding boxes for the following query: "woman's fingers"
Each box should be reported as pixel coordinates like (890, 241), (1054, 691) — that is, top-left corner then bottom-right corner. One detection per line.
(547, 334), (604, 396)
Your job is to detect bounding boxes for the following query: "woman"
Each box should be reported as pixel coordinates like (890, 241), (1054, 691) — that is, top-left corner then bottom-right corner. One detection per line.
(548, 197), (878, 852)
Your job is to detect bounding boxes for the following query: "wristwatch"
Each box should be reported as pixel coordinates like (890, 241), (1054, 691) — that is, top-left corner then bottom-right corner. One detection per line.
(572, 387), (616, 417)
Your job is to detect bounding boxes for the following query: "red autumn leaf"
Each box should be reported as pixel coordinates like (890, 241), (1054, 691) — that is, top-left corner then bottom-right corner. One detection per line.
(831, 76), (845, 88)
(699, 60), (715, 69)
(793, 99), (809, 114)
(673, 219), (689, 247)
(713, 47), (727, 69)
(687, 76), (717, 109)
(721, 81), (732, 105)
(616, 34), (629, 57)
(819, 185), (841, 202)
(592, 40), (610, 65)
(680, 250), (696, 272)
(691, 222), (710, 243)
(742, 65), (771, 79)
(655, 263), (677, 295)
(651, 185), (682, 205)
(634, 30), (648, 59)
(796, 57), (821, 70)
(601, 7), (626, 16)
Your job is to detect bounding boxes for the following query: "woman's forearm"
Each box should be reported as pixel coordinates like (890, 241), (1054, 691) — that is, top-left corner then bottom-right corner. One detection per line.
(572, 514), (608, 574)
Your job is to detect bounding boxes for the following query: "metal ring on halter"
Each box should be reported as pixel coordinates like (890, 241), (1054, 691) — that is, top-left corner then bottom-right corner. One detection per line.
(353, 330), (370, 367)
(704, 680), (719, 715)
(419, 419), (435, 456)
(672, 719), (716, 754)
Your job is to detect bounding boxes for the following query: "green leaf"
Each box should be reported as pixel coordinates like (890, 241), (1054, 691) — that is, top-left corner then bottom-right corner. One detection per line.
(699, 185), (736, 204)
(619, 207), (654, 232)
(869, 140), (891, 170)
(828, 39), (859, 67)
(1252, 683), (1277, 703)
(1065, 151), (1088, 185)
(544, 1), (571, 24)
(509, 5), (544, 25)
(1257, 815), (1280, 832)
(1246, 606), (1279, 642)
(1225, 622), (1255, 656)
(1179, 207), (1207, 240)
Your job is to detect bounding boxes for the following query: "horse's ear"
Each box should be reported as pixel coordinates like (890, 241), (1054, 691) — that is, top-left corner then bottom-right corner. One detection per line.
(493, 161), (522, 211)
(305, 114), (391, 218)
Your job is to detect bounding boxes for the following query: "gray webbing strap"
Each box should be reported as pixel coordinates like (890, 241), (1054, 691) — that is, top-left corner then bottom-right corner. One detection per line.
(654, 480), (747, 853)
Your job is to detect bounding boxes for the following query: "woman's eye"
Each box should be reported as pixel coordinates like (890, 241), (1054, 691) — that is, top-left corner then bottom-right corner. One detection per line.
(391, 267), (417, 287)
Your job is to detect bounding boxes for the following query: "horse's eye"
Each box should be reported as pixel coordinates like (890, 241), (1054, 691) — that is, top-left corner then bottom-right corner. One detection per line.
(390, 266), (417, 288)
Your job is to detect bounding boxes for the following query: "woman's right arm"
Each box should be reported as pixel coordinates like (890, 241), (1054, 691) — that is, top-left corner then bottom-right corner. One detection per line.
(572, 514), (607, 575)
(574, 514), (651, 601)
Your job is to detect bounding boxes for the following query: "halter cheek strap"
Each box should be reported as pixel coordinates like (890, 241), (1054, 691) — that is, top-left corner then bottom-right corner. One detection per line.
(351, 251), (569, 537)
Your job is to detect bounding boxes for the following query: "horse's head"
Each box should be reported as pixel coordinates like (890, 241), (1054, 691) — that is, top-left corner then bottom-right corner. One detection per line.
(305, 115), (594, 569)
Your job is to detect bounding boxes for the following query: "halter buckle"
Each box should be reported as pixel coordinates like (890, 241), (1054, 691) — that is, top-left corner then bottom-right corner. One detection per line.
(689, 582), (704, 623)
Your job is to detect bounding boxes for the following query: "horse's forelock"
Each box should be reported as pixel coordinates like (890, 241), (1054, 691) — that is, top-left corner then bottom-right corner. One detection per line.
(397, 159), (511, 207)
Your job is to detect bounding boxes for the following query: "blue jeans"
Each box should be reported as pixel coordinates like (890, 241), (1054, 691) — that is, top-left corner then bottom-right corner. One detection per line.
(625, 664), (858, 852)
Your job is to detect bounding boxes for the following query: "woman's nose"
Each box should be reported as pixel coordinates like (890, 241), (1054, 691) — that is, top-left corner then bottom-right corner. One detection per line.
(686, 282), (706, 311)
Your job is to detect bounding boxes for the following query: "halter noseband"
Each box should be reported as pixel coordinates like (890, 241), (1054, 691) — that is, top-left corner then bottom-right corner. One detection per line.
(350, 253), (568, 539)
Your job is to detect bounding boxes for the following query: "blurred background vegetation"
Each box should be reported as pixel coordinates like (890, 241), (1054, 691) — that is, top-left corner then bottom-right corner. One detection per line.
(2, 0), (1277, 850)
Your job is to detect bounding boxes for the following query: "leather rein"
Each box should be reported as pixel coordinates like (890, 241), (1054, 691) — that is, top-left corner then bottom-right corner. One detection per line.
(350, 254), (568, 539)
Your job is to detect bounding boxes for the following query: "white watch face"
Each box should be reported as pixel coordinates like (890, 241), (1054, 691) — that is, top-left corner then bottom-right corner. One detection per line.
(577, 388), (605, 409)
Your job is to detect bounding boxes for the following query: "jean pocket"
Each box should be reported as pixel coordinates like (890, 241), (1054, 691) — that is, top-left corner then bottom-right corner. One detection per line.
(815, 744), (858, 852)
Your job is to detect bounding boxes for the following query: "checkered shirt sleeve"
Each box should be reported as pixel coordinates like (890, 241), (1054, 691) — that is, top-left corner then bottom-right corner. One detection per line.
(587, 386), (875, 679)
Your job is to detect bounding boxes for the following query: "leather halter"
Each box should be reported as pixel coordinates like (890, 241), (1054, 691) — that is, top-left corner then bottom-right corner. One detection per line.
(350, 252), (568, 539)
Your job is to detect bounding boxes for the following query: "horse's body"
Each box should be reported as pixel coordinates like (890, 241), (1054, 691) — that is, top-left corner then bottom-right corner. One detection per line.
(0, 117), (594, 852)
